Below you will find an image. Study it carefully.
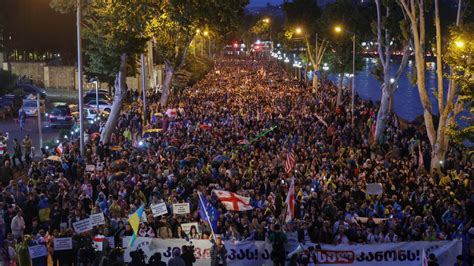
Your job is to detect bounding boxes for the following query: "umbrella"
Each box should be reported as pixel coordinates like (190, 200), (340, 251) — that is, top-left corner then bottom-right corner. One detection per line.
(170, 138), (181, 145)
(110, 171), (127, 181)
(46, 155), (61, 162)
(182, 144), (199, 150)
(165, 145), (179, 153)
(111, 159), (128, 172)
(213, 155), (230, 162)
(111, 146), (123, 151)
(142, 128), (163, 138)
(199, 124), (212, 130)
(184, 156), (199, 163)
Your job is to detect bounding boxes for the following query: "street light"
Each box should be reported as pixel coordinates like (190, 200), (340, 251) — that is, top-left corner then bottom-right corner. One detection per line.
(263, 18), (270, 23)
(455, 39), (465, 48)
(295, 27), (303, 35)
(334, 24), (356, 127)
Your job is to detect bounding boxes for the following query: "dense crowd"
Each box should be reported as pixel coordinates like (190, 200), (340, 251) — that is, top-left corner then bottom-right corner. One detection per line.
(0, 58), (473, 265)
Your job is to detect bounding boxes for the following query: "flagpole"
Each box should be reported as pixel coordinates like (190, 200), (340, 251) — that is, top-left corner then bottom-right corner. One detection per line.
(198, 192), (217, 242)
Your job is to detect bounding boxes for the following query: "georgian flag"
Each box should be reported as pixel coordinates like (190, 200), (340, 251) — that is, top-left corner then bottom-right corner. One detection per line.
(285, 176), (295, 223)
(213, 190), (253, 211)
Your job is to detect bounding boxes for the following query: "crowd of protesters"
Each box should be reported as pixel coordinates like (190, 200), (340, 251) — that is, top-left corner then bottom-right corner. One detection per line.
(0, 58), (473, 265)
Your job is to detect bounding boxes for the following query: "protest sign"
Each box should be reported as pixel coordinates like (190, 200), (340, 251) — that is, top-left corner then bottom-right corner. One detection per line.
(28, 245), (48, 259)
(96, 162), (104, 171)
(172, 203), (190, 215)
(73, 218), (92, 234)
(54, 237), (73, 251)
(366, 183), (383, 195)
(180, 222), (200, 235)
(150, 203), (168, 217)
(85, 164), (95, 172)
(90, 212), (106, 227)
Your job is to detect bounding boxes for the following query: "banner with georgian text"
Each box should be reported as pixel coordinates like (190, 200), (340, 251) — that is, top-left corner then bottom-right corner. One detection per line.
(123, 237), (461, 265)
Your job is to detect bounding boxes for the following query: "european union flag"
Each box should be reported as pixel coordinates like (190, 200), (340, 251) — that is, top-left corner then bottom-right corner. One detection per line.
(198, 192), (219, 233)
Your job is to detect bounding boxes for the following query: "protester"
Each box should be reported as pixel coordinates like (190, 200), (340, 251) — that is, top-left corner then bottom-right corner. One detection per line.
(168, 249), (185, 266)
(210, 236), (227, 266)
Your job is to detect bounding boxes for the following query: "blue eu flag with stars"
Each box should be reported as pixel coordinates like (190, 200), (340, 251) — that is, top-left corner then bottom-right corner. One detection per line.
(198, 192), (219, 233)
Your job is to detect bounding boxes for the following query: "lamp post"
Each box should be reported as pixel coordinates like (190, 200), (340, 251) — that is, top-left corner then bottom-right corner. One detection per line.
(263, 18), (272, 51)
(93, 80), (99, 114)
(203, 31), (211, 57)
(334, 25), (356, 127)
(76, 0), (84, 157)
(141, 53), (147, 124)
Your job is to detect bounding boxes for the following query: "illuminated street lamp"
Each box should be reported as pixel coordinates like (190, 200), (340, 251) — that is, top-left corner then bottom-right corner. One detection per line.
(263, 18), (270, 23)
(455, 39), (465, 48)
(334, 25), (356, 126)
(295, 27), (303, 35)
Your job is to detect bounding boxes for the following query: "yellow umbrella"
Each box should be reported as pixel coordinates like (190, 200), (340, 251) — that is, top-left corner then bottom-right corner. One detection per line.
(46, 155), (61, 162)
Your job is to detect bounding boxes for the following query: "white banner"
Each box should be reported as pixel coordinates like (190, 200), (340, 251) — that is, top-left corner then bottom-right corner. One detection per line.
(123, 237), (462, 266)
(90, 212), (106, 227)
(366, 183), (383, 195)
(73, 218), (92, 234)
(150, 203), (168, 217)
(54, 237), (73, 251)
(28, 245), (48, 259)
(172, 203), (190, 215)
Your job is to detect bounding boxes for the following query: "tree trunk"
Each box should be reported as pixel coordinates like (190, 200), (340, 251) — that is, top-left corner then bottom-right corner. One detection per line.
(430, 138), (448, 171)
(375, 83), (391, 142)
(100, 53), (128, 144)
(159, 61), (174, 108)
(312, 68), (318, 95)
(336, 74), (343, 106)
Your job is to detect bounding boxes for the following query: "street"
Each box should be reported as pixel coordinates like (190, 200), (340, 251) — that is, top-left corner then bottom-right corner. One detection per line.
(1, 115), (62, 158)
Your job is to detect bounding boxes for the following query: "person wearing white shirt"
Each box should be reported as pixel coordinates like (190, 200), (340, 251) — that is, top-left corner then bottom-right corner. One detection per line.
(11, 210), (25, 240)
(384, 229), (399, 243)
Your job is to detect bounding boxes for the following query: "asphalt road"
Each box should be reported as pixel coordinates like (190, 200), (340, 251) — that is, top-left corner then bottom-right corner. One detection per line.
(0, 115), (63, 158)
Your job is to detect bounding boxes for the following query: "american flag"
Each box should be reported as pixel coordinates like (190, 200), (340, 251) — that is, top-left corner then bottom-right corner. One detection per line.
(285, 145), (296, 174)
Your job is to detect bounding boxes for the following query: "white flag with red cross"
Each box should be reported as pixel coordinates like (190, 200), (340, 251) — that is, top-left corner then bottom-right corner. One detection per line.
(213, 190), (253, 211)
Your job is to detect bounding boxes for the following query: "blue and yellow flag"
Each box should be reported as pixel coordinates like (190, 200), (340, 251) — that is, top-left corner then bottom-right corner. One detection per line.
(128, 204), (144, 247)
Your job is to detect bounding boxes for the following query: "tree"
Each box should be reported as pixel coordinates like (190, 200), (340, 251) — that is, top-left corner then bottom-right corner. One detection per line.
(445, 23), (474, 145)
(319, 0), (372, 106)
(373, 0), (411, 143)
(282, 0), (328, 93)
(155, 0), (248, 107)
(397, 0), (467, 171)
(0, 70), (17, 95)
(51, 0), (161, 143)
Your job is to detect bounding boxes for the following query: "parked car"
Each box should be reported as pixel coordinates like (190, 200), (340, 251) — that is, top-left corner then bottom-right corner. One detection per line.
(86, 100), (112, 112)
(21, 96), (46, 116)
(72, 107), (100, 121)
(48, 105), (74, 128)
(84, 92), (111, 103)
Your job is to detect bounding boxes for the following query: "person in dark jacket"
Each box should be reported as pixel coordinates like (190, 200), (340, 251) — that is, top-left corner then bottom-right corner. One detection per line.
(148, 252), (167, 266)
(12, 138), (24, 169)
(210, 235), (227, 266)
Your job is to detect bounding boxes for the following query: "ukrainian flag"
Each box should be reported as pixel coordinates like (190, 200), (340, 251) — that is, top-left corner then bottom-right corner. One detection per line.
(128, 204), (144, 247)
